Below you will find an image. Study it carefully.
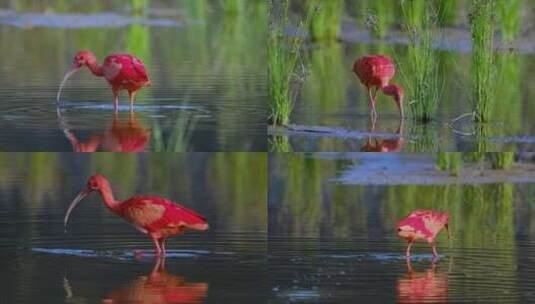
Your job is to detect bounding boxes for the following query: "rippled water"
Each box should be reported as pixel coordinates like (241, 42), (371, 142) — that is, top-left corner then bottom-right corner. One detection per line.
(0, 2), (266, 151)
(269, 153), (535, 303)
(0, 153), (267, 303)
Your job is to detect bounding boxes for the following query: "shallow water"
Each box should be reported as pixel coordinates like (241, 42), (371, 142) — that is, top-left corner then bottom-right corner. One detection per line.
(269, 32), (535, 152)
(269, 153), (535, 303)
(0, 153), (267, 303)
(0, 2), (267, 151)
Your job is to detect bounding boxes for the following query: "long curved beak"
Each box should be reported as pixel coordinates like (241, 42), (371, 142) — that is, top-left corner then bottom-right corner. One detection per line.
(57, 62), (82, 105)
(64, 189), (89, 232)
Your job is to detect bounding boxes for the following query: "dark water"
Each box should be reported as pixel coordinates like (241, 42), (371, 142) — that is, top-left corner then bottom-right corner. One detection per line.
(0, 153), (267, 303)
(0, 1), (267, 151)
(269, 31), (535, 152)
(268, 153), (535, 303)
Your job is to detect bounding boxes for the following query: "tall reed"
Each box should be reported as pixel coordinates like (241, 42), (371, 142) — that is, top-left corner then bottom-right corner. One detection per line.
(436, 0), (458, 26)
(268, 0), (313, 125)
(469, 0), (495, 123)
(400, 0), (441, 123)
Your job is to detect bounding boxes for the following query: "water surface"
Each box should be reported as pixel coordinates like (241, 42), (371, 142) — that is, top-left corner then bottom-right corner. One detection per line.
(0, 153), (267, 303)
(269, 153), (535, 303)
(0, 1), (267, 151)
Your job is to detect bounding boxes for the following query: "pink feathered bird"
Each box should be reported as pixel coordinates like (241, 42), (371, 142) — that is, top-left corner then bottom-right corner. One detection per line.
(397, 210), (450, 257)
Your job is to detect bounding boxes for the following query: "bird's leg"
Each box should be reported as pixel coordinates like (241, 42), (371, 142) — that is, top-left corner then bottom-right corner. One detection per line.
(406, 241), (413, 257)
(431, 243), (439, 257)
(158, 238), (166, 257)
(405, 256), (414, 275)
(368, 87), (378, 120)
(128, 91), (136, 113)
(113, 89), (120, 113)
(152, 237), (162, 256)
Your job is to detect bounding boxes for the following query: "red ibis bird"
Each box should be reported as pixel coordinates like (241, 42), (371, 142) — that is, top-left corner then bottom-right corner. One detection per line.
(64, 174), (208, 257)
(57, 50), (151, 112)
(353, 55), (404, 120)
(397, 210), (450, 257)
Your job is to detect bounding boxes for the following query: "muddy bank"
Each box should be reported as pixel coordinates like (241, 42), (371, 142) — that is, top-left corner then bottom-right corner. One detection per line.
(0, 9), (191, 28)
(325, 153), (535, 185)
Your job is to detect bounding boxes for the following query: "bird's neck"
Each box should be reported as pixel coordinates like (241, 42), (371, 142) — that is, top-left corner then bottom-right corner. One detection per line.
(98, 183), (120, 211)
(86, 60), (103, 77)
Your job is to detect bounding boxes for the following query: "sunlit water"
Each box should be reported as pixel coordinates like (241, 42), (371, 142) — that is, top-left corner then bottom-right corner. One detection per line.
(0, 153), (267, 303)
(269, 23), (535, 152)
(269, 153), (535, 303)
(0, 2), (267, 151)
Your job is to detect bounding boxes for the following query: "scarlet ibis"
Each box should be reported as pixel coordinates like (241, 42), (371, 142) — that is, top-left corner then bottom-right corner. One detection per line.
(353, 55), (404, 120)
(57, 50), (151, 112)
(397, 210), (450, 257)
(64, 174), (208, 257)
(102, 257), (208, 304)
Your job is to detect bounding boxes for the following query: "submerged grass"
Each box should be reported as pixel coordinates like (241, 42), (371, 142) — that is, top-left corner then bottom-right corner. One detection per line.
(400, 0), (441, 123)
(268, 0), (314, 125)
(470, 0), (495, 123)
(309, 0), (344, 41)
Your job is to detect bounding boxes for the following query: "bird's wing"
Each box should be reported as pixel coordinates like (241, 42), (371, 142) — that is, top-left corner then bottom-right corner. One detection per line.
(102, 56), (123, 82)
(157, 198), (208, 231)
(120, 196), (167, 229)
(129, 56), (149, 84)
(121, 196), (208, 232)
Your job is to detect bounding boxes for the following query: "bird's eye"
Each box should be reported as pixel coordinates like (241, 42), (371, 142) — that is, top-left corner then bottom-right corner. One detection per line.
(397, 228), (402, 232)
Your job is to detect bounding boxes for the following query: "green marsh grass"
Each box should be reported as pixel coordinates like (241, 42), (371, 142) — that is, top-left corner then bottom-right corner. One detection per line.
(436, 152), (461, 175)
(221, 0), (246, 15)
(400, 0), (441, 123)
(493, 52), (521, 138)
(469, 0), (495, 123)
(362, 0), (395, 38)
(268, 0), (313, 125)
(309, 0), (344, 41)
(488, 152), (515, 169)
(436, 0), (458, 26)
(131, 0), (148, 14)
(497, 0), (521, 43)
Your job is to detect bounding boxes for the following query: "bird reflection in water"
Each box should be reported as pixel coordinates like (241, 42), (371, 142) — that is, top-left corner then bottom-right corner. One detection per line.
(102, 257), (208, 304)
(58, 110), (150, 152)
(397, 258), (448, 303)
(360, 117), (405, 152)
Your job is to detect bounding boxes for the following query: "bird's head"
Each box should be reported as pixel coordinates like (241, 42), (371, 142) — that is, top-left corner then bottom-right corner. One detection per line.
(86, 174), (109, 191)
(72, 50), (97, 69)
(383, 84), (404, 119)
(64, 174), (109, 232)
